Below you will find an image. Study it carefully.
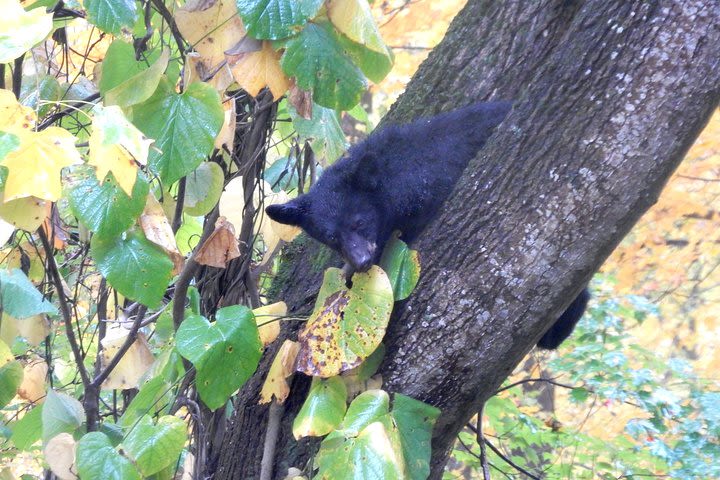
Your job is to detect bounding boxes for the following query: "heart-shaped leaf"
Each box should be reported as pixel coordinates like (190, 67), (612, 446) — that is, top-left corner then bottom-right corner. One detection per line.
(76, 432), (140, 480)
(390, 394), (441, 480)
(236, 0), (323, 40)
(293, 376), (347, 439)
(296, 266), (393, 377)
(280, 21), (366, 111)
(67, 167), (149, 240)
(91, 229), (173, 308)
(176, 305), (262, 410)
(132, 79), (224, 186)
(122, 415), (185, 477)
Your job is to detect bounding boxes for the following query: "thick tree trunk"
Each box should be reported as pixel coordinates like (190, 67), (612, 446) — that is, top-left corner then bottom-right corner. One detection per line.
(211, 1), (720, 478)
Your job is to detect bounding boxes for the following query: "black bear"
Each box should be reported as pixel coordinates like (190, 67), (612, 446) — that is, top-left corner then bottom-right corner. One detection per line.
(266, 101), (588, 349)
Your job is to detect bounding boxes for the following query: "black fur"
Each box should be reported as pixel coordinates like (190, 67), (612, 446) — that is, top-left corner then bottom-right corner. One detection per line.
(267, 101), (589, 348)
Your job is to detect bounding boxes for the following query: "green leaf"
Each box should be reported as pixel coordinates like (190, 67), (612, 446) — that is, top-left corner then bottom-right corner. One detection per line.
(289, 103), (347, 163)
(175, 215), (202, 256)
(340, 389), (389, 435)
(0, 3), (53, 63)
(296, 266), (394, 377)
(19, 74), (62, 117)
(0, 268), (57, 319)
(184, 161), (224, 216)
(100, 41), (149, 94)
(133, 80), (224, 186)
(236, 0), (323, 40)
(42, 389), (85, 442)
(0, 133), (21, 162)
(280, 22), (366, 111)
(176, 305), (262, 410)
(0, 339), (22, 408)
(91, 229), (174, 308)
(338, 32), (393, 84)
(77, 432), (141, 480)
(379, 234), (420, 301)
(315, 396), (405, 480)
(10, 404), (43, 450)
(569, 386), (591, 403)
(67, 167), (149, 239)
(293, 377), (347, 439)
(104, 48), (169, 108)
(119, 376), (172, 428)
(85, 0), (138, 36)
(390, 394), (440, 480)
(354, 343), (385, 382)
(122, 415), (185, 477)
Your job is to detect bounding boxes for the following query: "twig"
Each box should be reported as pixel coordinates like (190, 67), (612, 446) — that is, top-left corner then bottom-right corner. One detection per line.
(36, 92), (100, 130)
(92, 306), (147, 388)
(259, 401), (284, 480)
(477, 405), (491, 480)
(467, 422), (542, 480)
(150, 0), (187, 61)
(173, 177), (186, 233)
(12, 55), (23, 98)
(173, 208), (220, 330)
(494, 376), (575, 395)
(38, 227), (91, 388)
(133, 0), (155, 56)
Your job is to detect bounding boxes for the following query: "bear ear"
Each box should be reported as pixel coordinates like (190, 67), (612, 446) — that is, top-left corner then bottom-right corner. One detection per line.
(265, 199), (307, 226)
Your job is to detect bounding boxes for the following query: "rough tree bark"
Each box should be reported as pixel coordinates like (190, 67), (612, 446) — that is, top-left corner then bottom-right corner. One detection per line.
(211, 0), (719, 478)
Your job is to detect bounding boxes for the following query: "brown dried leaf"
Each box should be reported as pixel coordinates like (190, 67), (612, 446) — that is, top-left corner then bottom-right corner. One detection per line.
(288, 83), (312, 120)
(140, 194), (185, 275)
(194, 216), (240, 268)
(227, 41), (290, 99)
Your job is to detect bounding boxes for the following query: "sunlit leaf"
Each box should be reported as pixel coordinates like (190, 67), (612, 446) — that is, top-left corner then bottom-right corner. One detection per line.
(253, 301), (286, 345)
(17, 356), (47, 403)
(0, 0), (53, 63)
(327, 0), (388, 55)
(292, 376), (347, 439)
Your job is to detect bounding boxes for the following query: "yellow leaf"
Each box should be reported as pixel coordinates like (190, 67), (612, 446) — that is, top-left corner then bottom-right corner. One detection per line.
(259, 340), (300, 404)
(88, 105), (153, 196)
(327, 0), (387, 54)
(2, 127), (81, 201)
(0, 88), (36, 131)
(44, 433), (78, 480)
(176, 0), (244, 91)
(18, 356), (47, 403)
(0, 217), (13, 247)
(0, 194), (48, 231)
(100, 329), (155, 390)
(253, 301), (286, 346)
(139, 194), (185, 275)
(15, 314), (51, 346)
(227, 41), (291, 100)
(215, 97), (236, 150)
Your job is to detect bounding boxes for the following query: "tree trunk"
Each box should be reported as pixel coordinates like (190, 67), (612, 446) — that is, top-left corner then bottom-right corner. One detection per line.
(211, 0), (720, 478)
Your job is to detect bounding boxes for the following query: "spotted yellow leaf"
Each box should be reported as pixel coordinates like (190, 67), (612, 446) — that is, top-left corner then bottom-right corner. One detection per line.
(259, 339), (299, 404)
(296, 266), (394, 377)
